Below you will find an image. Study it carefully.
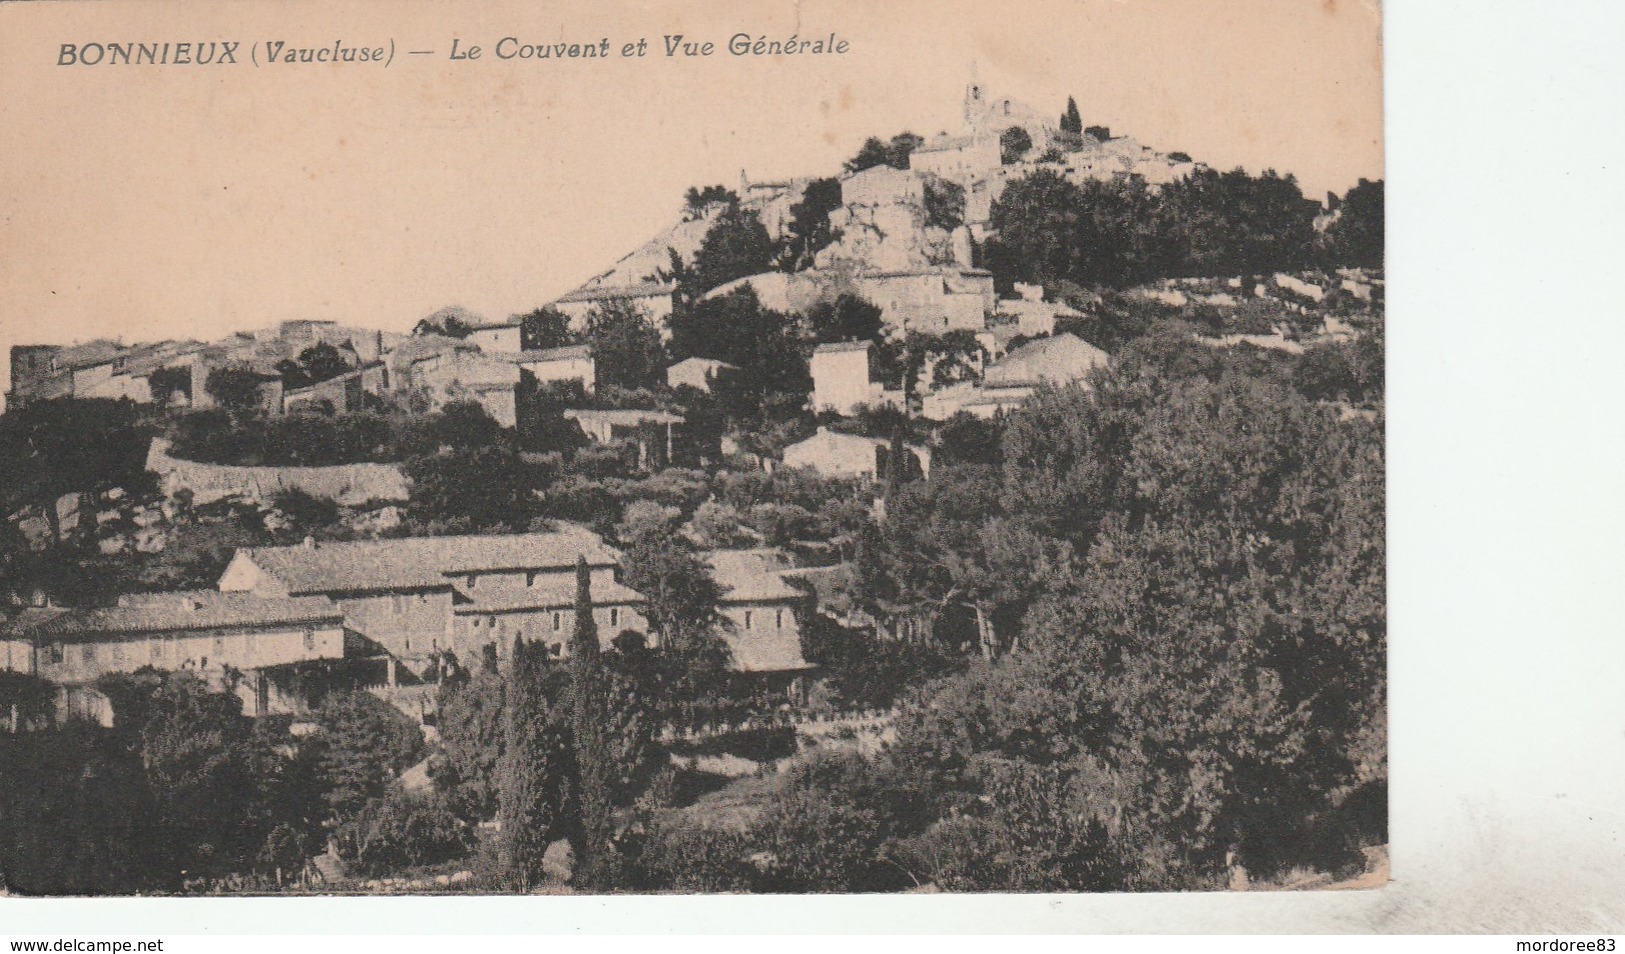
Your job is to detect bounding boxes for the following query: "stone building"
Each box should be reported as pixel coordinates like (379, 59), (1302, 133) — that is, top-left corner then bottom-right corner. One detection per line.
(810, 340), (882, 416)
(781, 427), (930, 481)
(1, 591), (348, 718)
(218, 528), (645, 681)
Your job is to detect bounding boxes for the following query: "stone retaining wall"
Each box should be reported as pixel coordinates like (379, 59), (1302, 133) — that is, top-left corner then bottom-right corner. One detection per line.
(146, 438), (409, 506)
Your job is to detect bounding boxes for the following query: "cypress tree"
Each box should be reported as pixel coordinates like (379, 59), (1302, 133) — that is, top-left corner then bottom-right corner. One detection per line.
(569, 556), (616, 889)
(1062, 96), (1083, 135)
(497, 634), (569, 892)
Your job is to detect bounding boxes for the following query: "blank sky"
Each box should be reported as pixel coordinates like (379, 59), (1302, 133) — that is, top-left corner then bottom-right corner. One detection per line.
(0, 0), (1382, 393)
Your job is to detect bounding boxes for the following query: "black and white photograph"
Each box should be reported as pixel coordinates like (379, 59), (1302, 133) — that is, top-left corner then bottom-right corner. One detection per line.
(2, 0), (1391, 905)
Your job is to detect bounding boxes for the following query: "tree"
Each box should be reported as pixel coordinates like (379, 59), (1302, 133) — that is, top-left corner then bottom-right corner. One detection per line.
(617, 513), (732, 722)
(878, 371), (1385, 889)
(205, 364), (269, 416)
(780, 177), (842, 270)
(1323, 178), (1384, 269)
(0, 722), (168, 894)
(0, 397), (152, 547)
(403, 446), (539, 532)
(683, 184), (738, 217)
(1158, 166), (1319, 276)
(276, 342), (353, 390)
(923, 176), (966, 232)
(415, 306), (479, 339)
(1000, 126), (1033, 165)
(309, 690), (426, 825)
(268, 488), (340, 543)
(807, 294), (884, 345)
(843, 132), (923, 174)
(434, 668), (506, 819)
(497, 638), (574, 891)
(667, 287), (810, 427)
(147, 365), (191, 405)
(680, 205), (775, 303)
(568, 557), (617, 889)
(517, 306), (573, 351)
(581, 300), (665, 391)
(94, 672), (266, 881)
(342, 789), (474, 876)
(1061, 96), (1083, 135)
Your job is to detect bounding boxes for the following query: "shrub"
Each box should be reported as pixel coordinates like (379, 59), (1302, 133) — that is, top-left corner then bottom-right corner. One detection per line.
(340, 789), (475, 876)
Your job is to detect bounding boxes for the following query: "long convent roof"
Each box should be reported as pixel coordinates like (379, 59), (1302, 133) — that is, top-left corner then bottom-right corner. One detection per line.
(240, 528), (622, 594)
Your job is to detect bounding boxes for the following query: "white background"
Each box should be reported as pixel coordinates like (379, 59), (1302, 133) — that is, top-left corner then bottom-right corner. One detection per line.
(5, 0), (1625, 937)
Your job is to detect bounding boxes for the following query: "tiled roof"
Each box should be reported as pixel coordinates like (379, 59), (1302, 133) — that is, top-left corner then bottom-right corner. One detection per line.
(563, 408), (685, 426)
(667, 356), (737, 371)
(554, 281), (675, 304)
(705, 550), (803, 603)
(813, 340), (872, 354)
(453, 578), (647, 614)
(14, 592), (343, 642)
(506, 345), (593, 363)
(984, 333), (1109, 387)
(240, 528), (623, 595)
(386, 335), (480, 364)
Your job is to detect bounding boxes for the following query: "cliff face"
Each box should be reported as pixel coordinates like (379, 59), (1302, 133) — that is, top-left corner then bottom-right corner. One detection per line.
(816, 188), (959, 273)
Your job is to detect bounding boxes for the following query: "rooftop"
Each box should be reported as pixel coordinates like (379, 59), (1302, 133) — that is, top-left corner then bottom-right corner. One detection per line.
(453, 577), (647, 614)
(238, 528), (623, 595)
(506, 344), (594, 363)
(554, 281), (676, 304)
(9, 592), (343, 643)
(984, 332), (1110, 388)
(813, 340), (873, 354)
(705, 549), (804, 603)
(563, 408), (685, 426)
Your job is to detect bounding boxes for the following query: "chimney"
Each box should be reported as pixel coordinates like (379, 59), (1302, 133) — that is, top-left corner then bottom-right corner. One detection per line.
(302, 535), (316, 550)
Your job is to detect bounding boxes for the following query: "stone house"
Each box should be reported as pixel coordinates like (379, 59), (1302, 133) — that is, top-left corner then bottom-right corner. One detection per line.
(508, 344), (596, 394)
(563, 408), (685, 469)
(810, 340), (884, 416)
(1, 591), (348, 718)
(705, 548), (816, 699)
(466, 320), (523, 354)
(781, 427), (931, 481)
(666, 356), (737, 393)
(550, 281), (675, 335)
(218, 528), (646, 681)
(281, 363), (388, 415)
(853, 268), (995, 335)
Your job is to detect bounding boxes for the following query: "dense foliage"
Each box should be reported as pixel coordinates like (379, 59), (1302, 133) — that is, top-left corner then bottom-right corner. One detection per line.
(985, 168), (1376, 292)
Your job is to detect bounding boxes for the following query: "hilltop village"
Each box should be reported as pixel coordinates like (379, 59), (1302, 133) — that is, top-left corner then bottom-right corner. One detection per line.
(0, 83), (1386, 896)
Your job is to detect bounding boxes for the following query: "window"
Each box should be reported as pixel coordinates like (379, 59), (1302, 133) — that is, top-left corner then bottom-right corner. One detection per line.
(81, 644), (96, 664)
(609, 608), (619, 628)
(552, 611), (562, 632)
(466, 574), (477, 590)
(150, 639), (166, 662)
(776, 609), (784, 629)
(525, 571), (537, 588)
(303, 629), (316, 651)
(744, 610), (753, 630)
(405, 638), (411, 651)
(488, 615), (497, 628)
